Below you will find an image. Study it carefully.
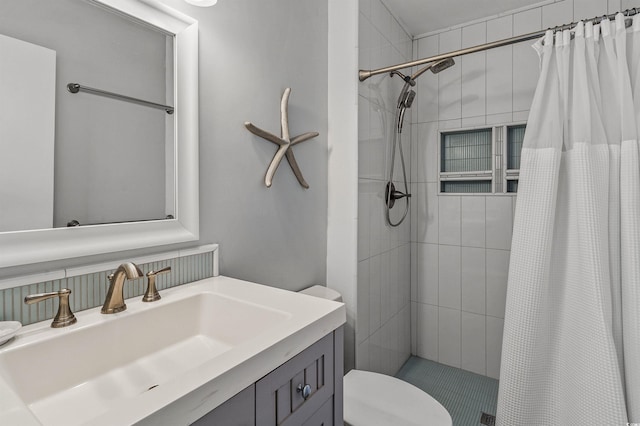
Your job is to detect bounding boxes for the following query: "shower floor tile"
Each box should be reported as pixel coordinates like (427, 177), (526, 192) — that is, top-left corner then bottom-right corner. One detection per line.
(395, 357), (499, 426)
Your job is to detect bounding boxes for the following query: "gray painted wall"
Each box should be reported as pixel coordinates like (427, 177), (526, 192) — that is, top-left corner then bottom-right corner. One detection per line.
(0, 0), (329, 293)
(171, 0), (329, 290)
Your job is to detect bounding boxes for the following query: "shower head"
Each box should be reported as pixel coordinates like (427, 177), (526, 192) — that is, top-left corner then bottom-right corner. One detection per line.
(410, 57), (456, 81)
(396, 81), (416, 109)
(396, 89), (415, 133)
(431, 57), (455, 74)
(402, 90), (416, 108)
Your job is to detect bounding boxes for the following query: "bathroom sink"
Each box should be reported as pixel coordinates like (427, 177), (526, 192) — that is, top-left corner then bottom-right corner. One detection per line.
(0, 276), (345, 425)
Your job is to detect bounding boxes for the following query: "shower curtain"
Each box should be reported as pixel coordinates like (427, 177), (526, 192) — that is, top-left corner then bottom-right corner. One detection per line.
(497, 14), (640, 425)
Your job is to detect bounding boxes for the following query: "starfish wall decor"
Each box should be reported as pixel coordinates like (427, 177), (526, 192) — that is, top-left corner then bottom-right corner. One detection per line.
(244, 88), (319, 188)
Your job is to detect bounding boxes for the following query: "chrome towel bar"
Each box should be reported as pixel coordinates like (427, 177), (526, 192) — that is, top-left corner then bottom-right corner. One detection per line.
(67, 83), (174, 114)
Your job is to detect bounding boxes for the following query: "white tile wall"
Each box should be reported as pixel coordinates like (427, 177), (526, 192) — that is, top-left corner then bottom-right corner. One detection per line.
(461, 23), (487, 119)
(462, 311), (487, 375)
(417, 242), (439, 305)
(486, 197), (513, 250)
(357, 0), (413, 375)
(357, 0), (640, 380)
(461, 196), (486, 247)
(513, 8), (542, 113)
(486, 249), (510, 318)
(407, 0), (638, 380)
(417, 36), (440, 124)
(438, 29), (462, 121)
(438, 306), (462, 367)
(461, 246), (486, 315)
(415, 301), (439, 360)
(357, 258), (370, 343)
(438, 196), (461, 245)
(438, 245), (461, 310)
(416, 122), (439, 183)
(486, 316), (505, 378)
(542, 0), (574, 28)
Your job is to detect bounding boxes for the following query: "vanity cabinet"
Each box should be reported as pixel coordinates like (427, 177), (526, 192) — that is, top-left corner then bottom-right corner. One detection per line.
(193, 328), (343, 426)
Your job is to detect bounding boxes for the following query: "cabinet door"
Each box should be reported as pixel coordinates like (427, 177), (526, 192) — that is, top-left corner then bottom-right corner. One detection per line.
(302, 398), (334, 426)
(256, 333), (334, 426)
(192, 384), (255, 426)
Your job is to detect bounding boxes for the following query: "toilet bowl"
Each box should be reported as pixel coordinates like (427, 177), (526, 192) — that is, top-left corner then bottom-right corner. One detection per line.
(299, 285), (452, 426)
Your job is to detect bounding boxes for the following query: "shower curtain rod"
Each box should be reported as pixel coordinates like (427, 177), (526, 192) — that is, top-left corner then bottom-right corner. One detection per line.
(359, 7), (640, 82)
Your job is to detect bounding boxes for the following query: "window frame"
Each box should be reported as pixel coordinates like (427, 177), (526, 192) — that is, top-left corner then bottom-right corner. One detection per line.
(503, 122), (526, 194)
(437, 121), (526, 196)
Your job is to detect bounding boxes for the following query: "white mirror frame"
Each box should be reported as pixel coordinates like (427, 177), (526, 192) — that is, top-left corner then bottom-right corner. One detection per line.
(0, 0), (199, 268)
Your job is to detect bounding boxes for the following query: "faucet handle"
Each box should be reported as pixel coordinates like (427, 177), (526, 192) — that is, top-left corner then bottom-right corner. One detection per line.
(143, 266), (171, 302)
(24, 289), (77, 328)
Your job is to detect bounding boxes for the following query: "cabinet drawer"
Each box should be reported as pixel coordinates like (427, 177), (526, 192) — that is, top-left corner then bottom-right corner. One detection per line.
(256, 333), (334, 426)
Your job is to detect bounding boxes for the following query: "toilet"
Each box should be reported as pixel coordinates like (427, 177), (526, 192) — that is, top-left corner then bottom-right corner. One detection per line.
(299, 285), (453, 426)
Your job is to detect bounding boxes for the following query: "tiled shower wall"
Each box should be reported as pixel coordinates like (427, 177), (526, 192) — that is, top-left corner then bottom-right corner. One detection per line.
(356, 0), (412, 375)
(0, 250), (215, 326)
(409, 0), (637, 379)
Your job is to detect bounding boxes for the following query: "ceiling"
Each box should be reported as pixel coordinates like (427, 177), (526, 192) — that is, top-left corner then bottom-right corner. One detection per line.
(382, 0), (548, 37)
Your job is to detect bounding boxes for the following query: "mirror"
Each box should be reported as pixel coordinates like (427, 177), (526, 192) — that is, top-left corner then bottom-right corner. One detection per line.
(0, 0), (199, 267)
(1, 0), (177, 230)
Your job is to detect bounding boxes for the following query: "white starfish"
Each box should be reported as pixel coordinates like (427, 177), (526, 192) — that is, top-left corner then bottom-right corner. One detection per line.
(244, 88), (318, 188)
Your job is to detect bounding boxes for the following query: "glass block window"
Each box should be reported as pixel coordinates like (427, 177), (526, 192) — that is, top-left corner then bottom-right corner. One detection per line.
(507, 124), (526, 170)
(440, 128), (493, 194)
(441, 181), (492, 193)
(441, 129), (492, 173)
(506, 124), (525, 193)
(438, 123), (526, 195)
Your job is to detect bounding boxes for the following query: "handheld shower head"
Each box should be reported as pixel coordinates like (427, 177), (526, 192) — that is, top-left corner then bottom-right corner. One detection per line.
(402, 90), (416, 108)
(397, 89), (415, 133)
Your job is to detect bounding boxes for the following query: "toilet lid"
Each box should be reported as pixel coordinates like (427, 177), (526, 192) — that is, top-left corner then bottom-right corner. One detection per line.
(343, 370), (452, 426)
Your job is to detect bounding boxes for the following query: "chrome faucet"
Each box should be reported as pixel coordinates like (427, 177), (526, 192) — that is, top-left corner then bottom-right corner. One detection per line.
(101, 262), (143, 314)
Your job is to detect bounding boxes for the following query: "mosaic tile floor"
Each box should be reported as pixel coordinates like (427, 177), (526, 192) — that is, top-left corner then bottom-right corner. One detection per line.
(395, 357), (499, 426)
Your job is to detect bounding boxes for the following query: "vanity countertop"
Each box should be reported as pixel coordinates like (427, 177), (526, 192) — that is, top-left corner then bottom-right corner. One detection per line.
(0, 276), (346, 425)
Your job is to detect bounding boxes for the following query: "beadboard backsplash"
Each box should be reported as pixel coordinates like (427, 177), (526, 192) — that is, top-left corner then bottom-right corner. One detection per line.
(0, 245), (218, 326)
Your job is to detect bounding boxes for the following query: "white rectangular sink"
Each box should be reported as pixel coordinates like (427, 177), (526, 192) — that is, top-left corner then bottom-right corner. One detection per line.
(0, 276), (345, 425)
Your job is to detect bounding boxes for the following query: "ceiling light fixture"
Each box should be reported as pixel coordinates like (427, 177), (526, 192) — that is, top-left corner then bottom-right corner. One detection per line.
(184, 0), (217, 6)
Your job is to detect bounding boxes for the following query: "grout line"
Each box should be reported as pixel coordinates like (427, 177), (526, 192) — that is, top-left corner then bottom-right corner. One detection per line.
(458, 195), (463, 370)
(483, 195), (489, 376)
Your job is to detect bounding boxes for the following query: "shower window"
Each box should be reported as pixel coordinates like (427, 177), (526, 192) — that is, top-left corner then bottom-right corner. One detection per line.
(505, 124), (525, 193)
(440, 128), (493, 193)
(438, 123), (526, 194)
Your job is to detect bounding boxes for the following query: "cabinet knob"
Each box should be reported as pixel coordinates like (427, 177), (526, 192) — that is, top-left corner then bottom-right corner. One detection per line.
(297, 383), (311, 400)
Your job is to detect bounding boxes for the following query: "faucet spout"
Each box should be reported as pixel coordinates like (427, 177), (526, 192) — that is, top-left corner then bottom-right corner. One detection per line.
(101, 262), (143, 314)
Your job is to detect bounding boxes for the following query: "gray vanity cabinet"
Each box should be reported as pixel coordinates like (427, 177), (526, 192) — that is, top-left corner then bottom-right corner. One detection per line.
(192, 327), (343, 426)
(193, 385), (255, 425)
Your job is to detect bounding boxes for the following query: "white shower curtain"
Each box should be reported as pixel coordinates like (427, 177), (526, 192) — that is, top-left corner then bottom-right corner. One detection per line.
(497, 14), (640, 426)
